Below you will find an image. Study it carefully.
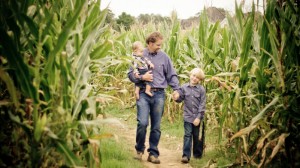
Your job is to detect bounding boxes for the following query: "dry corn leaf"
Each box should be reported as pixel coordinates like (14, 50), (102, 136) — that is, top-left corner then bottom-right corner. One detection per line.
(266, 133), (289, 164)
(230, 125), (256, 142)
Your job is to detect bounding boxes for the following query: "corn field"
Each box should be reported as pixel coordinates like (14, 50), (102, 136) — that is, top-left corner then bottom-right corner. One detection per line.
(0, 0), (299, 167)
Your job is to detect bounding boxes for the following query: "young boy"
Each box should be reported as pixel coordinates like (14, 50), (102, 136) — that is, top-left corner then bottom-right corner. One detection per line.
(131, 41), (154, 99)
(172, 68), (206, 163)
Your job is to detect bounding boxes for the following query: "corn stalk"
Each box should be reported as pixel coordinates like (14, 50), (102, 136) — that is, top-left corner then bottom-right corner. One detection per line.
(0, 0), (112, 167)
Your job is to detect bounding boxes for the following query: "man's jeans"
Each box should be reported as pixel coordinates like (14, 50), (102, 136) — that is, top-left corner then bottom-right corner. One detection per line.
(135, 90), (165, 157)
(182, 121), (203, 159)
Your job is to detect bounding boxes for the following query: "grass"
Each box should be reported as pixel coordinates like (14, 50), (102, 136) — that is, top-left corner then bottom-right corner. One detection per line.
(100, 138), (143, 168)
(189, 140), (236, 167)
(99, 105), (143, 168)
(101, 104), (237, 167)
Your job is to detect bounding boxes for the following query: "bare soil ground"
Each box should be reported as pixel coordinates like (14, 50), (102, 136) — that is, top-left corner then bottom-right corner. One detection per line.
(107, 116), (194, 168)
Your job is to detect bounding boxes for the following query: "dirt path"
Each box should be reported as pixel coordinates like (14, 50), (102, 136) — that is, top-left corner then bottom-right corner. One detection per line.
(107, 116), (193, 168)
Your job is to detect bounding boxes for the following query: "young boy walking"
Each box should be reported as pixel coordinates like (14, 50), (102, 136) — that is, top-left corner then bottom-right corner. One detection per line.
(172, 68), (206, 163)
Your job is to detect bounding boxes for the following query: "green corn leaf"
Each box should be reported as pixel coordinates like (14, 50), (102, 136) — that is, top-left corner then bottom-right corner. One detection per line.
(83, 1), (107, 39)
(227, 14), (241, 53)
(239, 11), (254, 67)
(0, 68), (20, 108)
(20, 13), (38, 40)
(250, 96), (279, 125)
(90, 40), (113, 60)
(221, 28), (229, 58)
(8, 111), (33, 137)
(261, 17), (285, 91)
(239, 57), (255, 87)
(207, 21), (219, 49)
(198, 9), (208, 47)
(59, 52), (71, 109)
(44, 0), (85, 73)
(34, 114), (47, 142)
(56, 141), (82, 166)
(0, 31), (38, 102)
(42, 35), (54, 53)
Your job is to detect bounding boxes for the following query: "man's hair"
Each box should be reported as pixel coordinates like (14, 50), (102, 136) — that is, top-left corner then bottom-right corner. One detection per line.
(146, 31), (163, 44)
(132, 41), (143, 51)
(190, 68), (205, 80)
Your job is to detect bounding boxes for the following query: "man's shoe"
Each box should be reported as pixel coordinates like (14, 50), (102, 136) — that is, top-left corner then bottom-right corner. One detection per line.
(181, 156), (189, 163)
(134, 152), (142, 161)
(147, 155), (160, 164)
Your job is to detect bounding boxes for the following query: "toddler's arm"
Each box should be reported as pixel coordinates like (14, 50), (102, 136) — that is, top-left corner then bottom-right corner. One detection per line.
(149, 62), (154, 69)
(144, 57), (154, 69)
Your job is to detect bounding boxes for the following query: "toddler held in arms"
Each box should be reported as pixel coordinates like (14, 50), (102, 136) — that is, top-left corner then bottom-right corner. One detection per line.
(131, 41), (154, 99)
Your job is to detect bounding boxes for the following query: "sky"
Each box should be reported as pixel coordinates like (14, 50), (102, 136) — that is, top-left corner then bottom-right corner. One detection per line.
(100, 0), (264, 19)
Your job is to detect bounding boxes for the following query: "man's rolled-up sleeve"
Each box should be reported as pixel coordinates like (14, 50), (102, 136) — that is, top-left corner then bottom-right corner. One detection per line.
(128, 66), (142, 84)
(165, 58), (179, 90)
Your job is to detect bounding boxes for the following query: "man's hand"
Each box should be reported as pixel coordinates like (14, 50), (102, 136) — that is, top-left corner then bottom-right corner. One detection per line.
(193, 118), (200, 126)
(142, 71), (153, 82)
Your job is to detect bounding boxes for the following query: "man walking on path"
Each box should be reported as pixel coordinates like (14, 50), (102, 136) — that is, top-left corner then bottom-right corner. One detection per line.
(128, 31), (180, 164)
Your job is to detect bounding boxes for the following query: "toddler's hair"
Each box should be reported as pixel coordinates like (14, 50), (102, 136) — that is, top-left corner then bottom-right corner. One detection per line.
(132, 41), (143, 51)
(190, 68), (205, 80)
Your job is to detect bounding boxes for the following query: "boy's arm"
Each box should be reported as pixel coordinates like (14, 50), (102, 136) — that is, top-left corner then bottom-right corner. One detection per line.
(197, 86), (206, 120)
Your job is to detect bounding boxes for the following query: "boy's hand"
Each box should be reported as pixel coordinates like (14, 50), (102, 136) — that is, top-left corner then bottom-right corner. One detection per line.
(193, 118), (200, 126)
(172, 91), (179, 100)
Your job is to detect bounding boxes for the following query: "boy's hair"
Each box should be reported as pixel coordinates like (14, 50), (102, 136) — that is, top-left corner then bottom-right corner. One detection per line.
(132, 41), (143, 51)
(190, 68), (205, 80)
(146, 31), (163, 44)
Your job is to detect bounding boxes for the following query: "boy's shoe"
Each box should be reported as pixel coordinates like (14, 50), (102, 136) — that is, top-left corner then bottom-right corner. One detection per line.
(181, 156), (189, 163)
(134, 152), (142, 161)
(147, 155), (160, 164)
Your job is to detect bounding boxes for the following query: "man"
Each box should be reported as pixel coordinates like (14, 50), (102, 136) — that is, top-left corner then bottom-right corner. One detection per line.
(128, 31), (180, 164)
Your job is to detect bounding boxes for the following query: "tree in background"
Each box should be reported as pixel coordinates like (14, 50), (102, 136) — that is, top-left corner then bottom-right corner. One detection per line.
(105, 9), (117, 27)
(137, 14), (152, 24)
(116, 12), (135, 30)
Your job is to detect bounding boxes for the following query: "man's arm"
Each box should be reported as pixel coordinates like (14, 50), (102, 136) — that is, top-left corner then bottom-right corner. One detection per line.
(165, 57), (179, 90)
(127, 67), (153, 83)
(173, 87), (184, 103)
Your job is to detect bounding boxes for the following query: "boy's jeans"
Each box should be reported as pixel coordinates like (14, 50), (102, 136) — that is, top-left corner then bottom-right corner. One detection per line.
(183, 121), (203, 159)
(135, 90), (165, 157)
